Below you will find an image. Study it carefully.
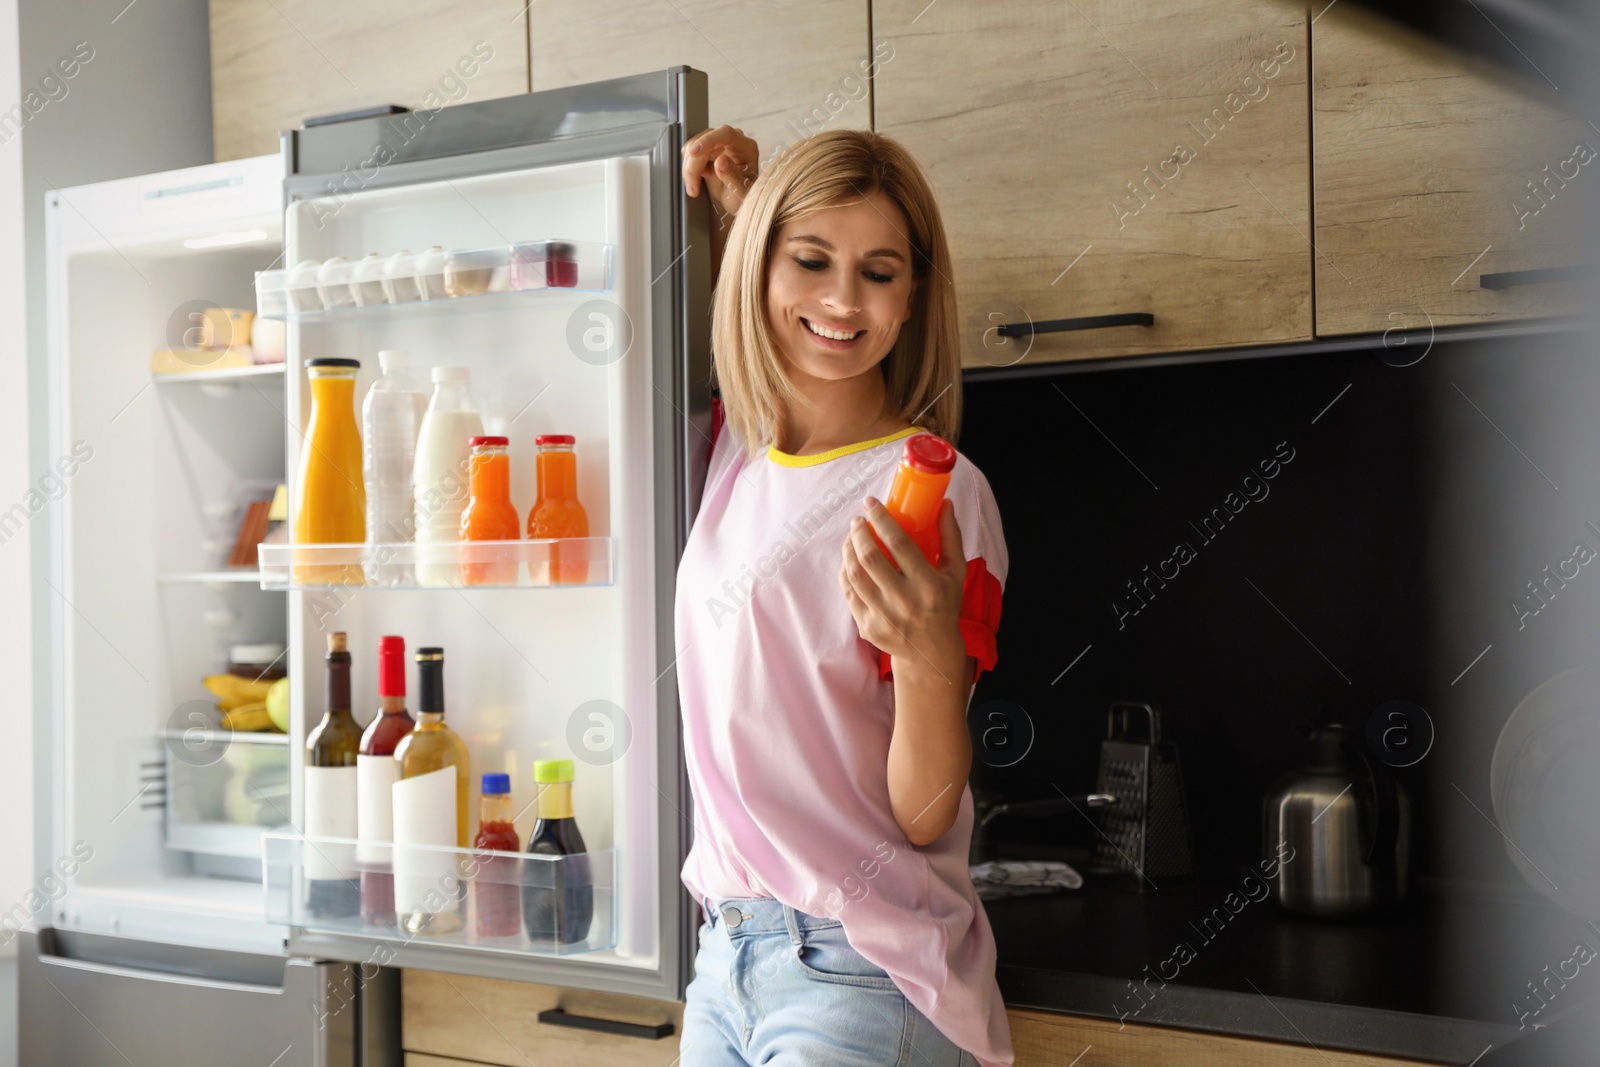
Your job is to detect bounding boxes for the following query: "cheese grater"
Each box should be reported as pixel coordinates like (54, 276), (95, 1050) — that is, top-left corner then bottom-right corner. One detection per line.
(1087, 701), (1194, 890)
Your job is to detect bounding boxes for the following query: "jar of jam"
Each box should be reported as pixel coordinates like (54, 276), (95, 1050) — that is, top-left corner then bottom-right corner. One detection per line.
(510, 240), (579, 290)
(229, 642), (287, 683)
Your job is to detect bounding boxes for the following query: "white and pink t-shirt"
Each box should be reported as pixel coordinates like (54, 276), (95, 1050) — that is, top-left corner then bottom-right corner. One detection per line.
(674, 398), (1013, 1066)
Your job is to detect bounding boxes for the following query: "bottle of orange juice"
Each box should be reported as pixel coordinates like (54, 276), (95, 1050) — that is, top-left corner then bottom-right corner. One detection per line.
(872, 433), (956, 568)
(527, 434), (589, 585)
(294, 357), (366, 583)
(459, 435), (520, 585)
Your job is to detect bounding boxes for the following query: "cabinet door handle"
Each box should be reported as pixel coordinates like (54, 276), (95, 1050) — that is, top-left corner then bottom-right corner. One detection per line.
(996, 312), (1154, 337)
(537, 1007), (676, 1040)
(1479, 264), (1600, 290)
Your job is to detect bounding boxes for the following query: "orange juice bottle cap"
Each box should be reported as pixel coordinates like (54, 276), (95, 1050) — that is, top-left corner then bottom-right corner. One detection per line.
(903, 433), (956, 474)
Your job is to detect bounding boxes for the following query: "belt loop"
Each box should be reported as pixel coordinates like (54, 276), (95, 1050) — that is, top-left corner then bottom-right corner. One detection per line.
(782, 904), (804, 945)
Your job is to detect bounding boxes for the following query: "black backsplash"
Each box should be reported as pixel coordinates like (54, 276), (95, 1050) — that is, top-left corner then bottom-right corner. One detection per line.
(957, 327), (1595, 884)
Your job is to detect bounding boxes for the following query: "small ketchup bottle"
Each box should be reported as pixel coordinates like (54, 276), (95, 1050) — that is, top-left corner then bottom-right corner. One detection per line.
(872, 433), (957, 567)
(473, 773), (522, 938)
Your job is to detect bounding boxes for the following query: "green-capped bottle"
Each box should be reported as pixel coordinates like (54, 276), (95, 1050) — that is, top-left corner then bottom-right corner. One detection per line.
(521, 759), (592, 944)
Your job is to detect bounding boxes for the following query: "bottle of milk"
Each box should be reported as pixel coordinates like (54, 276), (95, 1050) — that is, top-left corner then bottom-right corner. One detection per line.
(413, 367), (484, 586)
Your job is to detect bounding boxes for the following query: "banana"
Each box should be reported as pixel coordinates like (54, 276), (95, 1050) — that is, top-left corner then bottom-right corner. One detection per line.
(204, 674), (277, 709)
(221, 702), (276, 732)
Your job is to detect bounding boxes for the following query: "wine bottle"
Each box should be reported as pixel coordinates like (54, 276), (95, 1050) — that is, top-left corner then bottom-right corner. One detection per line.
(522, 759), (593, 945)
(357, 635), (414, 925)
(305, 632), (361, 919)
(392, 647), (470, 934)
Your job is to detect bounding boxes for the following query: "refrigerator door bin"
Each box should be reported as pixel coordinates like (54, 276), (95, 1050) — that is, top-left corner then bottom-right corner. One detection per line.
(264, 833), (618, 957)
(255, 239), (612, 319)
(257, 536), (615, 590)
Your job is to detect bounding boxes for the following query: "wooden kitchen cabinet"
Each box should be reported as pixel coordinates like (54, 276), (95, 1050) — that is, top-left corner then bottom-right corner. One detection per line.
(1312, 6), (1600, 335)
(1008, 1007), (1441, 1066)
(529, 1), (874, 166)
(208, 0), (530, 162)
(401, 968), (683, 1066)
(875, 0), (1313, 367)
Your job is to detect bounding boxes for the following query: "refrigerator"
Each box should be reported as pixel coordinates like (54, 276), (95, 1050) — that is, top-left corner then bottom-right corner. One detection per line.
(25, 67), (713, 1065)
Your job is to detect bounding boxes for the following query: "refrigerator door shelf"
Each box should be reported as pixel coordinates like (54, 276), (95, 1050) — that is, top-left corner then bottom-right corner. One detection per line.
(263, 833), (617, 958)
(257, 536), (615, 590)
(150, 362), (289, 386)
(256, 239), (612, 319)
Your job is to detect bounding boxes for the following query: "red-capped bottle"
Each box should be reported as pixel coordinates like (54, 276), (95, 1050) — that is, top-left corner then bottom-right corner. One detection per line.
(358, 635), (415, 925)
(874, 433), (957, 567)
(528, 434), (590, 585)
(460, 435), (520, 586)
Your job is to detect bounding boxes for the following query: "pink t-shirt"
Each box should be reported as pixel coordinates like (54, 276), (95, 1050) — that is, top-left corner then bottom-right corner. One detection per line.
(674, 404), (1014, 1067)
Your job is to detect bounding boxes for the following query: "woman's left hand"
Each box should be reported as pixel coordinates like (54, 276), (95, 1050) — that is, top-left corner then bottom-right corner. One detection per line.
(839, 497), (967, 671)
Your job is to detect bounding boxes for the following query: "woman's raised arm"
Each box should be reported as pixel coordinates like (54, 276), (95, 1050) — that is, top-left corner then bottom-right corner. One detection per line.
(682, 124), (760, 287)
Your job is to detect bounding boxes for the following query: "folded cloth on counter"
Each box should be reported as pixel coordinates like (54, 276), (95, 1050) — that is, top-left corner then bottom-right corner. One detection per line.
(969, 860), (1084, 900)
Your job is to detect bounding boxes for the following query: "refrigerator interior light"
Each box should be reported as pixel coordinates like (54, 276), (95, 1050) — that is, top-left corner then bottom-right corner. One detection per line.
(183, 228), (271, 250)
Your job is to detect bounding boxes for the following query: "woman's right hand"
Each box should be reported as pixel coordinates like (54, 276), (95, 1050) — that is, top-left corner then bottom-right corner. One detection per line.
(682, 125), (760, 226)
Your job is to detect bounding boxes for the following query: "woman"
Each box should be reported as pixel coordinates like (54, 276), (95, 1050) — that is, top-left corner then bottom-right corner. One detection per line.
(674, 124), (1012, 1067)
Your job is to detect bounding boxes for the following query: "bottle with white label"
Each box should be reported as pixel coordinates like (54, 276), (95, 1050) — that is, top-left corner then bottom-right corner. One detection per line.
(391, 647), (470, 934)
(413, 367), (484, 586)
(362, 350), (425, 585)
(357, 635), (414, 925)
(304, 631), (361, 918)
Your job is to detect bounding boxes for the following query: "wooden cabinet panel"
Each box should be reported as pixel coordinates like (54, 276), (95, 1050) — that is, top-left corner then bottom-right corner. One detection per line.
(1312, 6), (1600, 335)
(530, 1), (872, 163)
(402, 969), (682, 1067)
(876, 0), (1313, 367)
(1009, 1008), (1441, 1066)
(208, 0), (531, 162)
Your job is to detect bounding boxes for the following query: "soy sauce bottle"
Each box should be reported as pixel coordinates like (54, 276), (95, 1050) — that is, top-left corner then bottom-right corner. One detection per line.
(521, 759), (593, 944)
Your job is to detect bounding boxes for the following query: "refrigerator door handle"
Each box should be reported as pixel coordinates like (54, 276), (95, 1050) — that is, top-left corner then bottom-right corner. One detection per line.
(36, 949), (287, 994)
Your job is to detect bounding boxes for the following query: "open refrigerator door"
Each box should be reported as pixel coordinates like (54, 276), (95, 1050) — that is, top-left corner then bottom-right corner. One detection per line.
(256, 68), (712, 1003)
(40, 152), (292, 956)
(30, 153), (383, 1067)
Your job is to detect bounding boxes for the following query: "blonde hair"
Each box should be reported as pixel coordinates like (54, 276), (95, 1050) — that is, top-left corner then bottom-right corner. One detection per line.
(710, 129), (962, 459)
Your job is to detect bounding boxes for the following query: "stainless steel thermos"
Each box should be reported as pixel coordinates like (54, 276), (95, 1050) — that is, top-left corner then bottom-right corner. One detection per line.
(1263, 721), (1410, 916)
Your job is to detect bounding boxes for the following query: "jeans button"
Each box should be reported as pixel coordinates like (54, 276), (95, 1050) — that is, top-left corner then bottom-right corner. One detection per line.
(720, 904), (744, 929)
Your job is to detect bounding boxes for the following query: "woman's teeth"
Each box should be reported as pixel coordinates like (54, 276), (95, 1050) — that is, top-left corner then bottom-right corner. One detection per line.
(805, 319), (862, 341)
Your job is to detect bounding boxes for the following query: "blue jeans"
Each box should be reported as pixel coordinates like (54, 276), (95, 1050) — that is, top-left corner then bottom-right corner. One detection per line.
(681, 895), (978, 1066)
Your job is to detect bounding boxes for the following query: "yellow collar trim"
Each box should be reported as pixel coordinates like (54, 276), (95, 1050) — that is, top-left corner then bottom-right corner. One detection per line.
(767, 425), (926, 468)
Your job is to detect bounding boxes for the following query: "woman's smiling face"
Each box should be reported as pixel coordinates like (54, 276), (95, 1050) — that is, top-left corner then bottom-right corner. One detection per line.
(765, 191), (917, 384)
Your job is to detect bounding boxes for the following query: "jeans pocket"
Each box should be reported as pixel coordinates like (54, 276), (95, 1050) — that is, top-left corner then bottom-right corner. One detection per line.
(791, 925), (900, 990)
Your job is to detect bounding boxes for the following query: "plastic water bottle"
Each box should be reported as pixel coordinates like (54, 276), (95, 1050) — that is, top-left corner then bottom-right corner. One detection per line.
(363, 350), (424, 585)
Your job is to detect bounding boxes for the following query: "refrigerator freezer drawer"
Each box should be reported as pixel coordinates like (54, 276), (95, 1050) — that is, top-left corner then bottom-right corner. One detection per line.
(18, 928), (387, 1066)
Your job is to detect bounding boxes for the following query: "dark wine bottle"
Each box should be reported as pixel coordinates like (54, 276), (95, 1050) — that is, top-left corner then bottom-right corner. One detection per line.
(305, 632), (361, 919)
(521, 759), (593, 944)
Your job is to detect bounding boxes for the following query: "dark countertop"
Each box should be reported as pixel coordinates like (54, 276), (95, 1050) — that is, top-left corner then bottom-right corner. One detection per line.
(984, 852), (1598, 1064)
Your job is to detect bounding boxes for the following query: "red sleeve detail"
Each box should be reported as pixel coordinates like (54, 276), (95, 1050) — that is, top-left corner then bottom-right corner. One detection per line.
(709, 395), (725, 455)
(877, 557), (1003, 684)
